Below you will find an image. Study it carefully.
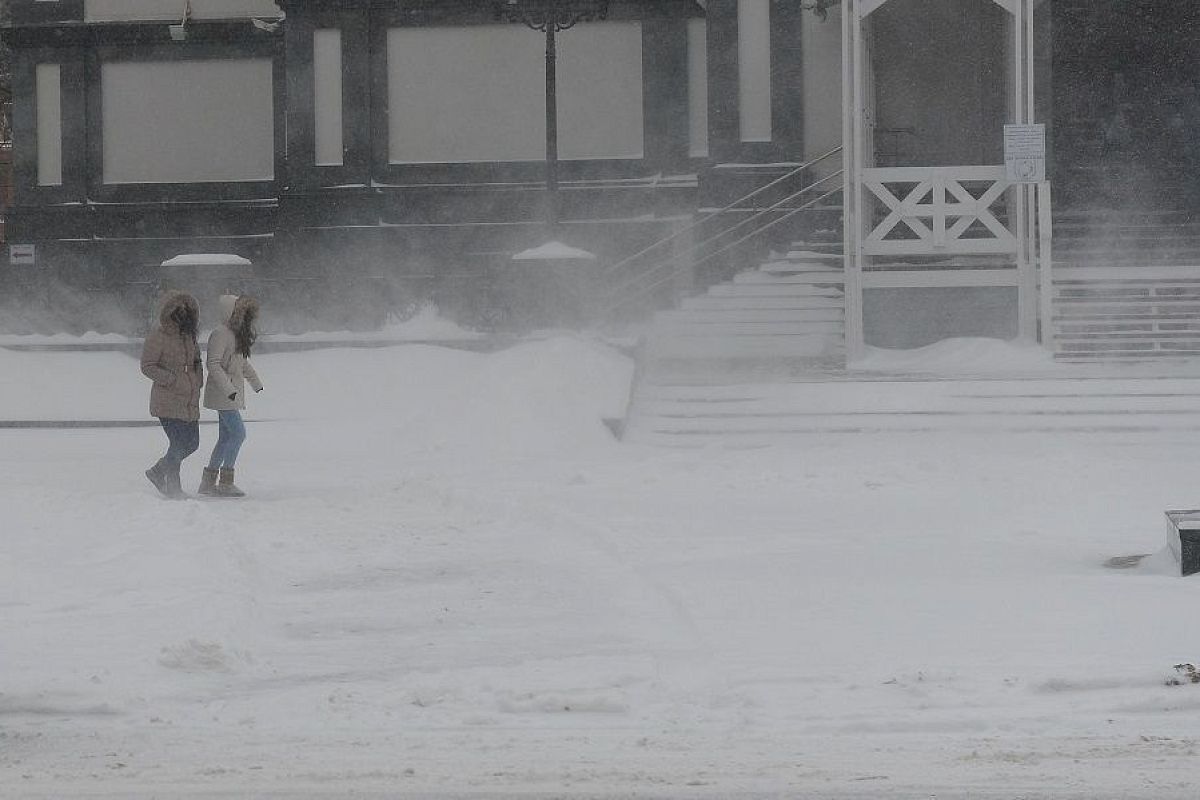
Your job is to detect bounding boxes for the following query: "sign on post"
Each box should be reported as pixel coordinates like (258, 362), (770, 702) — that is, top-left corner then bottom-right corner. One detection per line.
(1004, 123), (1046, 183)
(9, 244), (36, 266)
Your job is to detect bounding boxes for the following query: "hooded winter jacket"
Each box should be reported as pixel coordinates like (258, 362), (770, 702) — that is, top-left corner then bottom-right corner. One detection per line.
(140, 291), (204, 421)
(204, 294), (263, 412)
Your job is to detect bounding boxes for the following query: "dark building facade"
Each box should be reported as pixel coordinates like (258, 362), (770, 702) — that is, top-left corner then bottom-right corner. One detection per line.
(7, 1), (1198, 353)
(1, 0), (831, 332)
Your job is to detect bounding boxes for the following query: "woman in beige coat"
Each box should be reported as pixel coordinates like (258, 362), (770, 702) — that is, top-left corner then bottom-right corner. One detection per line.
(201, 294), (264, 497)
(140, 291), (204, 499)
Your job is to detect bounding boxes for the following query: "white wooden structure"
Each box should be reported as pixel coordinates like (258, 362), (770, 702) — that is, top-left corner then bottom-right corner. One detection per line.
(841, 0), (1052, 359)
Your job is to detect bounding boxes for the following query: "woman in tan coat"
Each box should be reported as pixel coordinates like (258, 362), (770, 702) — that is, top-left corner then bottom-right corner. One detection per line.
(201, 294), (264, 497)
(140, 291), (204, 499)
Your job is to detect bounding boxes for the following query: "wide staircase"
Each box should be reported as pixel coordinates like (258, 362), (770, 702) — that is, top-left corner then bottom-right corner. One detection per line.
(1051, 210), (1200, 360)
(604, 157), (1200, 445)
(640, 240), (845, 371)
(622, 375), (1200, 447)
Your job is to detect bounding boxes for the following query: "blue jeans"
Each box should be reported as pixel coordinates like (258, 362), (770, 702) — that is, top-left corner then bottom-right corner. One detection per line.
(160, 418), (200, 467)
(208, 410), (246, 470)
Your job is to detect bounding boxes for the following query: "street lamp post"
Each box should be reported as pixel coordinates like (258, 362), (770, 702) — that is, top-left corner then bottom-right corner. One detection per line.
(798, 0), (839, 21)
(493, 0), (609, 228)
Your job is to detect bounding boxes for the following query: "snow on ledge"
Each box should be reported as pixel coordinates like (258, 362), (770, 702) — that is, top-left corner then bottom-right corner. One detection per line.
(264, 304), (484, 343)
(161, 254), (252, 268)
(850, 337), (1060, 375)
(0, 332), (134, 346)
(511, 241), (597, 261)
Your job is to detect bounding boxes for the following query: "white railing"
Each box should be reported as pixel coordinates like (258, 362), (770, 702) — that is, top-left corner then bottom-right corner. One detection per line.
(861, 166), (1017, 256)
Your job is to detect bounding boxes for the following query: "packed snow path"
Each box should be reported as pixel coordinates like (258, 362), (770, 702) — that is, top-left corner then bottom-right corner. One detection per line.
(3, 339), (1200, 798)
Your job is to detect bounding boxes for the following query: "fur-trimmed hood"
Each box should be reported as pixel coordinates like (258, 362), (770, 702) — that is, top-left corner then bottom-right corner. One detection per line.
(157, 290), (199, 333)
(218, 294), (259, 331)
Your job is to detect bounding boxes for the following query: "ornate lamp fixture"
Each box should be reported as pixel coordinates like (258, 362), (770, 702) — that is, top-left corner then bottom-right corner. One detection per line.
(492, 0), (610, 227)
(493, 0), (610, 32)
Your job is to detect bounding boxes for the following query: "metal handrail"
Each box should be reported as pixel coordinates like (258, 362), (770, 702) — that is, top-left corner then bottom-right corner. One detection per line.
(604, 171), (842, 306)
(603, 181), (843, 313)
(602, 147), (844, 318)
(691, 182), (844, 274)
(601, 145), (843, 280)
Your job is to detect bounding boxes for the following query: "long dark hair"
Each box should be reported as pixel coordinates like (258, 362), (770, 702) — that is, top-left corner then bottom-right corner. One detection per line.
(234, 304), (258, 358)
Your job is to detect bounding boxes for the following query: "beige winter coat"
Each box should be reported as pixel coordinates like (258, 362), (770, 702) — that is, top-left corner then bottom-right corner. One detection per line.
(204, 295), (263, 412)
(140, 291), (204, 421)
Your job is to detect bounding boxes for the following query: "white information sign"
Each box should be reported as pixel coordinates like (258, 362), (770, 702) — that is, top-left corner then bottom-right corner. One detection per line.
(1004, 123), (1046, 183)
(9, 244), (36, 266)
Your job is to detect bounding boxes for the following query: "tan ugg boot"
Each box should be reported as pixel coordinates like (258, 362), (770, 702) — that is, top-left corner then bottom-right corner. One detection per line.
(198, 467), (219, 496)
(216, 467), (246, 498)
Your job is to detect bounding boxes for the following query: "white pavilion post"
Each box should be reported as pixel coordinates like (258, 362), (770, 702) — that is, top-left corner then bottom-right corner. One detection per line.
(1026, 0), (1055, 351)
(1024, 0), (1041, 345)
(1038, 180), (1054, 349)
(842, 0), (870, 363)
(1012, 0), (1038, 342)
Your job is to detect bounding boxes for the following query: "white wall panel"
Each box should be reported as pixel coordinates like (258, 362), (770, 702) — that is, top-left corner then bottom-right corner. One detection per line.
(738, 0), (773, 142)
(802, 5), (843, 161)
(388, 22), (643, 164)
(86, 0), (281, 22)
(687, 18), (709, 158)
(35, 64), (63, 187)
(387, 25), (541, 164)
(556, 22), (644, 160)
(102, 59), (274, 184)
(313, 29), (344, 166)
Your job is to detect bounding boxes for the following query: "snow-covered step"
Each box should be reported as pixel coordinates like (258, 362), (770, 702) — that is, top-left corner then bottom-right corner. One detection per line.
(657, 308), (844, 324)
(734, 270), (844, 285)
(652, 321), (844, 337)
(627, 419), (1200, 447)
(708, 283), (845, 298)
(634, 391), (1200, 417)
(759, 265), (842, 277)
(784, 247), (843, 260)
(645, 335), (844, 359)
(631, 411), (1200, 436)
(681, 294), (845, 311)
(630, 238), (848, 405)
(1050, 269), (1200, 359)
(623, 377), (1200, 444)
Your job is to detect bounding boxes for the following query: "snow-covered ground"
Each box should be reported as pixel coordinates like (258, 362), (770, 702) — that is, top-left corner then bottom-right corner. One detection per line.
(3, 336), (1200, 798)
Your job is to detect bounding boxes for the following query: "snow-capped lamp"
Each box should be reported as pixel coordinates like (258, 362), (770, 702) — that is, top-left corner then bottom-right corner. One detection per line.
(169, 0), (191, 41)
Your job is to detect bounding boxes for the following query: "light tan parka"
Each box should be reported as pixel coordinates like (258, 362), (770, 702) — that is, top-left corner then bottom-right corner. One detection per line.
(204, 294), (263, 411)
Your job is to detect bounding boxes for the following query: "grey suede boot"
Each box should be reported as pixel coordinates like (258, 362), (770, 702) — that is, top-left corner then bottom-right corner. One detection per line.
(216, 467), (246, 498)
(164, 461), (186, 499)
(146, 459), (185, 499)
(198, 467), (219, 496)
(145, 459), (170, 496)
